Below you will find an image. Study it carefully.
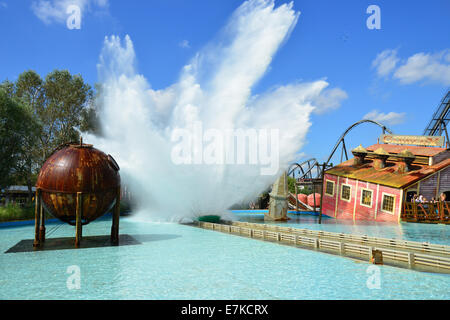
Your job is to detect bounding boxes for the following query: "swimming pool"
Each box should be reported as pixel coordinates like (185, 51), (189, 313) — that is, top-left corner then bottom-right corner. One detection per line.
(233, 212), (450, 245)
(0, 215), (449, 299)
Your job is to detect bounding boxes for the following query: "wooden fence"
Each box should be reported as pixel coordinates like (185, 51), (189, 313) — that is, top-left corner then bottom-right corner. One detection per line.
(198, 221), (450, 274)
(402, 201), (450, 223)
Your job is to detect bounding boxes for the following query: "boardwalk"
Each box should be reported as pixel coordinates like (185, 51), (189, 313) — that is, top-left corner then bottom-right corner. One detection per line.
(197, 221), (450, 274)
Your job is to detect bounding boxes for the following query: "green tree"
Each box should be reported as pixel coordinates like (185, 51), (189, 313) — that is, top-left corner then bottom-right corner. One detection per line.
(1, 69), (95, 201)
(42, 70), (93, 157)
(80, 83), (102, 135)
(0, 89), (39, 194)
(287, 176), (313, 195)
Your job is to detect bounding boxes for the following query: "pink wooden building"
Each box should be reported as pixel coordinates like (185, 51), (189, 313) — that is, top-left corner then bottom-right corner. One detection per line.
(322, 143), (450, 222)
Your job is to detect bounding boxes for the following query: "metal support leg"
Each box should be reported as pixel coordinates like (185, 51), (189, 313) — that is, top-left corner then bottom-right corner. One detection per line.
(39, 202), (45, 242)
(111, 187), (120, 245)
(33, 189), (41, 248)
(75, 192), (83, 248)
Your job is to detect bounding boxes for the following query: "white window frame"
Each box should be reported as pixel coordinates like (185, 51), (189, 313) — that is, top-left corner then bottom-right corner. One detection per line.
(325, 179), (335, 197)
(340, 184), (352, 202)
(360, 188), (373, 208)
(381, 192), (396, 215)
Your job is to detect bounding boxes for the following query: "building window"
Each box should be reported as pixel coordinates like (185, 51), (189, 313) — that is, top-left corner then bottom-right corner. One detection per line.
(341, 185), (351, 201)
(361, 189), (373, 207)
(382, 194), (395, 214)
(325, 180), (335, 196)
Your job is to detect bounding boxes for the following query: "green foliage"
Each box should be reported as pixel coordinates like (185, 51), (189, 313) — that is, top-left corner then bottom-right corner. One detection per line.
(80, 83), (102, 136)
(0, 203), (34, 222)
(0, 89), (39, 191)
(1, 69), (99, 201)
(0, 203), (52, 223)
(287, 176), (313, 195)
(43, 70), (93, 148)
(287, 176), (296, 194)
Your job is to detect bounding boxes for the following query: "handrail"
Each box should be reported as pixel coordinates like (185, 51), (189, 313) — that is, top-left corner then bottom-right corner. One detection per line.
(197, 221), (450, 273)
(402, 201), (450, 223)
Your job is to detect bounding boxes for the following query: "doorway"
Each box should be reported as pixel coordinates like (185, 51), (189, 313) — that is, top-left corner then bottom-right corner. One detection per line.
(443, 191), (450, 201)
(406, 191), (416, 203)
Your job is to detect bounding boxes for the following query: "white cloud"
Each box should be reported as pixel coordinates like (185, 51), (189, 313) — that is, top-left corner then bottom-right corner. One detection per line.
(372, 49), (450, 86)
(179, 40), (191, 49)
(31, 0), (108, 25)
(363, 110), (406, 126)
(372, 49), (399, 77)
(312, 87), (348, 114)
(393, 50), (450, 85)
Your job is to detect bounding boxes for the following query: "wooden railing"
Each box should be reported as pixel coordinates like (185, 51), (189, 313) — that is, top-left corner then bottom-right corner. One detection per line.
(198, 221), (450, 273)
(402, 201), (450, 223)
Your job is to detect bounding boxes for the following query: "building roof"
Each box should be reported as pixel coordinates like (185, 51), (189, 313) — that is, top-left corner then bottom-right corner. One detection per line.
(366, 144), (446, 157)
(0, 185), (36, 193)
(325, 157), (450, 189)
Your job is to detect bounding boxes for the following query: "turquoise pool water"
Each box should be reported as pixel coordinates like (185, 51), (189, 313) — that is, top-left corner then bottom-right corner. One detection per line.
(0, 215), (449, 299)
(234, 212), (450, 245)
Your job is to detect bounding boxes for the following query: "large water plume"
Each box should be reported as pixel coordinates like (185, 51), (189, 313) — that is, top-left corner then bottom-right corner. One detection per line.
(88, 0), (346, 221)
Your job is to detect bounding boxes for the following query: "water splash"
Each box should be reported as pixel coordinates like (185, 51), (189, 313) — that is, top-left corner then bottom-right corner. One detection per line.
(88, 0), (346, 221)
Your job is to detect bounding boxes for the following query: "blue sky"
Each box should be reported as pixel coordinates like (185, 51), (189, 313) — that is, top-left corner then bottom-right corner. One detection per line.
(0, 0), (449, 166)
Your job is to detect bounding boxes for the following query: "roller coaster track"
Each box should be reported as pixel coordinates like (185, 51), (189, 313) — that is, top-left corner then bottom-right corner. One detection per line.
(287, 159), (322, 181)
(287, 120), (393, 182)
(286, 120), (392, 222)
(423, 90), (450, 146)
(324, 119), (393, 167)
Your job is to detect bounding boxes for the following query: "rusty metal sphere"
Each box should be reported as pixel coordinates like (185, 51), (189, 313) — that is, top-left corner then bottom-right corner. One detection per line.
(36, 141), (120, 225)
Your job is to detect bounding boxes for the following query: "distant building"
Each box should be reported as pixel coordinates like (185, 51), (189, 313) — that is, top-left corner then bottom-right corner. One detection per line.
(322, 136), (450, 222)
(0, 186), (36, 205)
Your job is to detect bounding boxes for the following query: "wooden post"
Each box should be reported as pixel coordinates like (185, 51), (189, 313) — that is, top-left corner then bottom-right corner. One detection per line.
(313, 180), (317, 215)
(111, 186), (120, 245)
(371, 249), (383, 265)
(33, 188), (41, 248)
(39, 201), (45, 242)
(75, 192), (83, 248)
(408, 252), (415, 268)
(318, 163), (325, 224)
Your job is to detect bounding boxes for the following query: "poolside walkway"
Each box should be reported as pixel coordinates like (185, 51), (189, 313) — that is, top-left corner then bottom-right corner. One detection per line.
(197, 220), (450, 274)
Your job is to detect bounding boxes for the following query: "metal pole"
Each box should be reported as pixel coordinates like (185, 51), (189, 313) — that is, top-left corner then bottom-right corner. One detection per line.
(294, 172), (298, 213)
(75, 192), (83, 248)
(33, 188), (41, 248)
(39, 201), (45, 242)
(442, 121), (450, 149)
(313, 180), (316, 215)
(318, 163), (326, 224)
(111, 186), (120, 245)
(342, 140), (348, 161)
